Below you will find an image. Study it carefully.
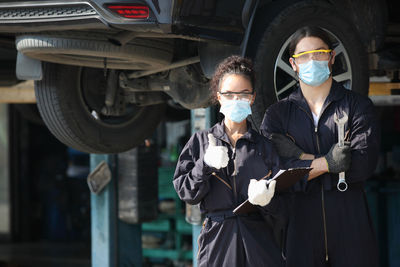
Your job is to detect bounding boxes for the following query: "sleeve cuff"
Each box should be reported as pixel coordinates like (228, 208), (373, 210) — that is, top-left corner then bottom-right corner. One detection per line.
(191, 158), (217, 181)
(289, 159), (312, 169)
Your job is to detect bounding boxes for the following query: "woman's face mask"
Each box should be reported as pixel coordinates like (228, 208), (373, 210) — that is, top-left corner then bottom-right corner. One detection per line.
(220, 99), (252, 123)
(298, 59), (331, 87)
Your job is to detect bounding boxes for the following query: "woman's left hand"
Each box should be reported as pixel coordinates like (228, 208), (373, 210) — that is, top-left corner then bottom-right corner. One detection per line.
(248, 179), (276, 206)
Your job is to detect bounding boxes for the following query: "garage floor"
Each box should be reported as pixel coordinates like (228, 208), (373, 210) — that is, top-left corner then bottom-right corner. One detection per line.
(0, 242), (90, 267)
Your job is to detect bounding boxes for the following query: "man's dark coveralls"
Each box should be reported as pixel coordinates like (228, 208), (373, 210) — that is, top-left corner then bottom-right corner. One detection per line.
(173, 121), (284, 267)
(261, 81), (380, 267)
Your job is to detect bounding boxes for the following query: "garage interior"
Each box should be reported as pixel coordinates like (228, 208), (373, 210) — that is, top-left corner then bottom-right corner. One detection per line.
(0, 82), (399, 267)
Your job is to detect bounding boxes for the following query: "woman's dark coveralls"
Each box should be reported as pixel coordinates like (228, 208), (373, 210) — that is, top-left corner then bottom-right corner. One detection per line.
(261, 81), (380, 267)
(173, 121), (284, 267)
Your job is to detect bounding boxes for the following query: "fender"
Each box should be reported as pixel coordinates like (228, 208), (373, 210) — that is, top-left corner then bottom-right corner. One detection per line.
(16, 52), (42, 80)
(199, 0), (268, 78)
(239, 0), (260, 57)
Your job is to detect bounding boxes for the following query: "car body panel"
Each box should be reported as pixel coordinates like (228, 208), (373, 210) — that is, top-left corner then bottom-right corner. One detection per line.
(0, 0), (246, 42)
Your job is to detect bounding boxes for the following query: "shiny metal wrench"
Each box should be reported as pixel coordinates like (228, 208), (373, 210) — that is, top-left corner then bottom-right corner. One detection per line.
(334, 111), (348, 192)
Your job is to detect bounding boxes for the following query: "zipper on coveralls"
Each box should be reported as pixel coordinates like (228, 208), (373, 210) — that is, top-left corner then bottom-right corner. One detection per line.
(298, 105), (330, 262)
(218, 136), (238, 203)
(232, 147), (238, 204)
(315, 126), (329, 262)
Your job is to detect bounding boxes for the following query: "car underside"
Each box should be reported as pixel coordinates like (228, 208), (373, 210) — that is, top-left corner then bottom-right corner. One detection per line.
(0, 0), (399, 153)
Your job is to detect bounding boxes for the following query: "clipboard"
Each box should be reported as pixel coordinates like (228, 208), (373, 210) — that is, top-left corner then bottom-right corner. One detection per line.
(233, 167), (312, 215)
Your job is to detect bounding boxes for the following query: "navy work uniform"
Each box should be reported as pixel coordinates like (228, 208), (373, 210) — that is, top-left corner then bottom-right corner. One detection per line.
(261, 81), (380, 267)
(173, 121), (285, 267)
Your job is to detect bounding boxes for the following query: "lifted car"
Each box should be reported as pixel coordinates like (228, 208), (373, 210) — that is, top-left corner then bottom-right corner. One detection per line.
(0, 0), (397, 153)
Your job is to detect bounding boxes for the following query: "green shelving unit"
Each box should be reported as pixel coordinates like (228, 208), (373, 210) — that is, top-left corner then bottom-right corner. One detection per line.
(142, 166), (193, 262)
(142, 219), (171, 232)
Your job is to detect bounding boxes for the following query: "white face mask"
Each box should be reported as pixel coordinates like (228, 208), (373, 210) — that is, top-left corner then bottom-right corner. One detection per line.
(220, 99), (252, 123)
(298, 60), (331, 86)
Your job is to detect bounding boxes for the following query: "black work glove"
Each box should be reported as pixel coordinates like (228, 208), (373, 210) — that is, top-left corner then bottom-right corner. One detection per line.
(270, 133), (304, 159)
(324, 142), (351, 173)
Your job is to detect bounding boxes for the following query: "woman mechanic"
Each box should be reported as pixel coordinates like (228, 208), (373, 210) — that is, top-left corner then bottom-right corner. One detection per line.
(261, 26), (380, 266)
(173, 55), (285, 267)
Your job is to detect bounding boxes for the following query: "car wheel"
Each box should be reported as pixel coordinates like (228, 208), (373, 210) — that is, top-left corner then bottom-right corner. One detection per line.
(249, 1), (368, 129)
(35, 62), (165, 154)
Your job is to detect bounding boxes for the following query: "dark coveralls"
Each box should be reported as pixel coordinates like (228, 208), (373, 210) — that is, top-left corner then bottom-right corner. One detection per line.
(261, 81), (380, 267)
(173, 121), (285, 267)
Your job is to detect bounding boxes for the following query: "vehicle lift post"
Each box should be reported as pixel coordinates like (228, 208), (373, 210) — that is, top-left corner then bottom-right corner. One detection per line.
(90, 154), (142, 267)
(89, 108), (213, 267)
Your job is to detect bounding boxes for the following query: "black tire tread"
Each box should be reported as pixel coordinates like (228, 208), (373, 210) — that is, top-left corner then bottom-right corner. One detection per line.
(35, 63), (165, 154)
(35, 65), (92, 152)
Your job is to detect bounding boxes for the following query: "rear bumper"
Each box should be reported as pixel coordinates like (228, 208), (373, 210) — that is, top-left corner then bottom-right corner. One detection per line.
(0, 0), (170, 33)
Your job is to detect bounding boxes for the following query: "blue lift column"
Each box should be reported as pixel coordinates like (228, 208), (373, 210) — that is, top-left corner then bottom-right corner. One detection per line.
(190, 108), (215, 267)
(90, 154), (142, 267)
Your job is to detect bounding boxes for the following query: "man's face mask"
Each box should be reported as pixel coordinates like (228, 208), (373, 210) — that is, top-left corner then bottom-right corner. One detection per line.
(220, 99), (252, 123)
(298, 60), (331, 86)
(292, 49), (332, 87)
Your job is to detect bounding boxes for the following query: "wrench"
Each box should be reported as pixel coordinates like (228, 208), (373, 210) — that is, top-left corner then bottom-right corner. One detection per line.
(334, 111), (348, 192)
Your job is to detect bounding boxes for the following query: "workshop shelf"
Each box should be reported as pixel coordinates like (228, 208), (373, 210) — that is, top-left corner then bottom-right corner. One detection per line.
(142, 166), (193, 262)
(141, 219), (171, 232)
(176, 218), (192, 234)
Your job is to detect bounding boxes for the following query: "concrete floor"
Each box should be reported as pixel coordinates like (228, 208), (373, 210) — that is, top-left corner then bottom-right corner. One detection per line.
(0, 242), (90, 267)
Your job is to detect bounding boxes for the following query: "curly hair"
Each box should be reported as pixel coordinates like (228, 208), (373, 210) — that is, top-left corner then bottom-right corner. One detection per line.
(209, 55), (255, 104)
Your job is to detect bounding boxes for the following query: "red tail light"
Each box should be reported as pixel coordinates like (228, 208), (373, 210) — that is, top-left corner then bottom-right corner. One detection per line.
(107, 5), (149, 19)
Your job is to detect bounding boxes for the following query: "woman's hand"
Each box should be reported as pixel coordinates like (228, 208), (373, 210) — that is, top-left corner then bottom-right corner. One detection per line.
(204, 134), (229, 169)
(248, 179), (276, 206)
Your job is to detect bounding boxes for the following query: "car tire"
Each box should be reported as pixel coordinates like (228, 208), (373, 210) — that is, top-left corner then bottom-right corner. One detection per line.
(35, 62), (165, 154)
(16, 34), (173, 70)
(249, 1), (369, 129)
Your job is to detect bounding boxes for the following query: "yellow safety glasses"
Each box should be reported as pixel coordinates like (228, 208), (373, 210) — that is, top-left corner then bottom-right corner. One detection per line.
(292, 49), (332, 58)
(292, 49), (332, 64)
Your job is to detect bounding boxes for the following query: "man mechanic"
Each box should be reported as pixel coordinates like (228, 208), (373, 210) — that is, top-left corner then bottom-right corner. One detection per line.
(260, 26), (380, 267)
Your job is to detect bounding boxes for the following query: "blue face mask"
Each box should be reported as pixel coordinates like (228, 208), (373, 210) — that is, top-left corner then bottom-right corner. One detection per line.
(220, 99), (252, 123)
(298, 60), (331, 86)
